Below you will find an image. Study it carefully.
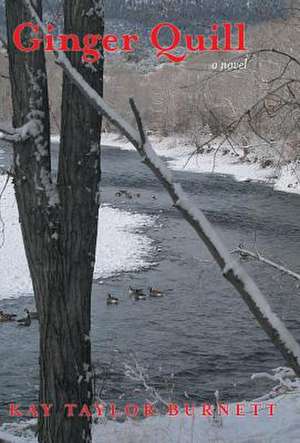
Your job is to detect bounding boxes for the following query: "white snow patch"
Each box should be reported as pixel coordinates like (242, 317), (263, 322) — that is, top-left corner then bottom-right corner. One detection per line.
(94, 205), (154, 279)
(50, 134), (60, 144)
(51, 133), (135, 149)
(274, 163), (300, 194)
(168, 148), (273, 182)
(101, 133), (135, 151)
(0, 177), (154, 300)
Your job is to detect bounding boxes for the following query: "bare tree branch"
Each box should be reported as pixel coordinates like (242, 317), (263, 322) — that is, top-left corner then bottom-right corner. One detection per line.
(0, 125), (28, 143)
(248, 48), (300, 68)
(0, 173), (9, 249)
(129, 98), (146, 144)
(233, 247), (300, 282)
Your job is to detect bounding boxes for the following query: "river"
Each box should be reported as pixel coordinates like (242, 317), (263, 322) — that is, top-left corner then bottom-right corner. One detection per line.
(0, 144), (300, 420)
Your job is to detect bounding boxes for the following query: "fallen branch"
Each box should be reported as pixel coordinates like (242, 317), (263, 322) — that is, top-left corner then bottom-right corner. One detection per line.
(233, 247), (300, 282)
(23, 0), (300, 375)
(251, 367), (299, 402)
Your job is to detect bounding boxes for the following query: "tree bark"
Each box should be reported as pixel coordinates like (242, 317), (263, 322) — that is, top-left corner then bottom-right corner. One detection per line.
(5, 1), (104, 442)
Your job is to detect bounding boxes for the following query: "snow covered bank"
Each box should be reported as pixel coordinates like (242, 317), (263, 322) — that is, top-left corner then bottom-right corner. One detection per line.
(0, 177), (154, 300)
(100, 133), (300, 195)
(1, 377), (299, 443)
(166, 143), (300, 195)
(93, 381), (300, 443)
(94, 206), (154, 280)
(101, 133), (135, 151)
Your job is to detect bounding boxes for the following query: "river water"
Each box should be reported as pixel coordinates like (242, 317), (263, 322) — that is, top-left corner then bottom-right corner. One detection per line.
(1, 144), (300, 420)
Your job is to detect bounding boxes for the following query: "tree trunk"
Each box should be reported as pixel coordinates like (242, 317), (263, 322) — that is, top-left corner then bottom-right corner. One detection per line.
(5, 1), (104, 442)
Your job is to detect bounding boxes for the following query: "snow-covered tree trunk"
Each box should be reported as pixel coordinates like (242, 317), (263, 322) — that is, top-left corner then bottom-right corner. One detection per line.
(5, 1), (104, 442)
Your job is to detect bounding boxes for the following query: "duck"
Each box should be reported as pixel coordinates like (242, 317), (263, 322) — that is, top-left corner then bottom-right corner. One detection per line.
(149, 287), (164, 298)
(106, 294), (119, 305)
(0, 310), (17, 322)
(17, 309), (31, 327)
(132, 292), (147, 301)
(129, 286), (144, 297)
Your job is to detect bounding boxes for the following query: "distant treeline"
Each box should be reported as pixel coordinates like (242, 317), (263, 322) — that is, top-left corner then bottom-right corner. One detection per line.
(0, 0), (289, 33)
(105, 0), (288, 27)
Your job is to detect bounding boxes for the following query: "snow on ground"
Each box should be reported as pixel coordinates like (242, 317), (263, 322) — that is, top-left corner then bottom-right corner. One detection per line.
(273, 163), (300, 195)
(94, 205), (154, 279)
(52, 133), (135, 150)
(0, 176), (155, 300)
(99, 133), (300, 195)
(0, 378), (299, 443)
(167, 146), (272, 182)
(101, 133), (135, 151)
(92, 382), (300, 443)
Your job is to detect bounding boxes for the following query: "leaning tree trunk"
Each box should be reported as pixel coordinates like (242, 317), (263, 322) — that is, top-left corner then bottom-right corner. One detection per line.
(5, 1), (104, 442)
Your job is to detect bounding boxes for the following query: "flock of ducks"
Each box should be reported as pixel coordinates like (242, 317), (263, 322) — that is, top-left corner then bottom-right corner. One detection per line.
(2, 287), (163, 319)
(0, 308), (38, 327)
(115, 190), (140, 199)
(107, 286), (164, 305)
(115, 190), (157, 200)
(1, 287), (163, 319)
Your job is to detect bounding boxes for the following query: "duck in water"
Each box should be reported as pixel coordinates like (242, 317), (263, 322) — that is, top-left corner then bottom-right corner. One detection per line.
(132, 291), (147, 301)
(129, 286), (144, 297)
(106, 294), (119, 305)
(149, 287), (164, 297)
(17, 309), (31, 327)
(0, 310), (17, 322)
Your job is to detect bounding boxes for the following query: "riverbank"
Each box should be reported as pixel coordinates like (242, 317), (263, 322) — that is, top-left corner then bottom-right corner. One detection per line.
(0, 175), (155, 300)
(100, 133), (300, 195)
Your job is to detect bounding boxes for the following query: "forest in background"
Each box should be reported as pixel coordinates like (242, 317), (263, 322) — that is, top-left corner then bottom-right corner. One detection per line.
(0, 0), (289, 31)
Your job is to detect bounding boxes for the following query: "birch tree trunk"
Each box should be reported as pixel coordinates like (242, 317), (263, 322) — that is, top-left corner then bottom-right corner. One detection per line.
(5, 1), (104, 442)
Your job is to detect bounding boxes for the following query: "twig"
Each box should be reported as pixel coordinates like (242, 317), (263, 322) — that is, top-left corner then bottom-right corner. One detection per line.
(129, 98), (146, 144)
(124, 359), (169, 408)
(232, 247), (300, 282)
(0, 174), (10, 248)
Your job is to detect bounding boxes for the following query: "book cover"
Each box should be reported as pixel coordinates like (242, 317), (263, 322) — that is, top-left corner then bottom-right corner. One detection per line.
(0, 0), (299, 442)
